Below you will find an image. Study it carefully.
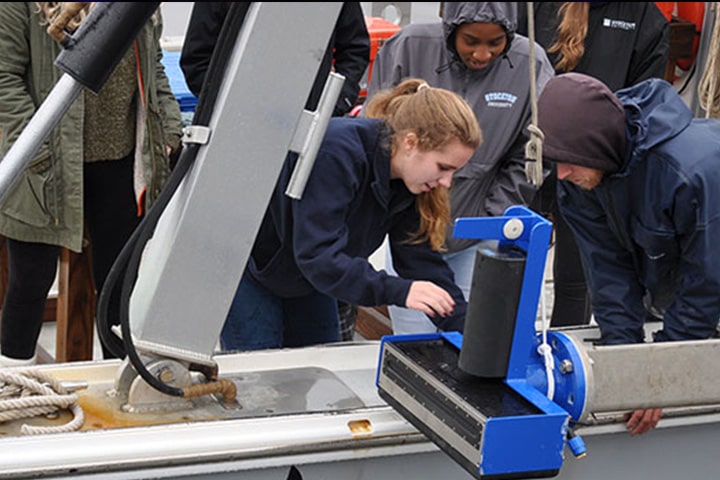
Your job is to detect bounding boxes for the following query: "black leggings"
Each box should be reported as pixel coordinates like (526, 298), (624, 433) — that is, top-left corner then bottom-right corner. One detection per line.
(1, 154), (140, 359)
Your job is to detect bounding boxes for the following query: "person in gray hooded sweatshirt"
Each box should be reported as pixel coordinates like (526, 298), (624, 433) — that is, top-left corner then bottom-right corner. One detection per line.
(367, 2), (555, 334)
(537, 72), (720, 435)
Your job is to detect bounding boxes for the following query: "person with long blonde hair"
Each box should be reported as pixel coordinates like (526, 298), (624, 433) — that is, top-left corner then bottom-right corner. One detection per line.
(220, 78), (481, 351)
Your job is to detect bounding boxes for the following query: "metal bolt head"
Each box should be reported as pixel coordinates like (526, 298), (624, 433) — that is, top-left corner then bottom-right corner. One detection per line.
(158, 368), (176, 384)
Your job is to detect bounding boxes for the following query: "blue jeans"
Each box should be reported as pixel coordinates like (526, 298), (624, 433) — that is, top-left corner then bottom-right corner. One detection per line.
(221, 271), (340, 351)
(386, 241), (496, 334)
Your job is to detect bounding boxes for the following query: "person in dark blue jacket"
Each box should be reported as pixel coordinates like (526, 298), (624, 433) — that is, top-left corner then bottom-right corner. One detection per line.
(221, 78), (482, 351)
(538, 72), (720, 435)
(518, 2), (669, 328)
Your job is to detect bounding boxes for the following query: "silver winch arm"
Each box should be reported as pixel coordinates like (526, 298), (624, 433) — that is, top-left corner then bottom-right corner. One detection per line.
(124, 2), (345, 368)
(0, 2), (347, 407)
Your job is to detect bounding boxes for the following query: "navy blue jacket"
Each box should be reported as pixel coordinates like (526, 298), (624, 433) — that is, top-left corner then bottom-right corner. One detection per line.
(559, 79), (720, 344)
(248, 117), (467, 331)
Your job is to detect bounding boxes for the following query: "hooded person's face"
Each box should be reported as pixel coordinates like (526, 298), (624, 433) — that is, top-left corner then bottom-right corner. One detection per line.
(454, 22), (507, 70)
(538, 74), (628, 178)
(557, 163), (604, 190)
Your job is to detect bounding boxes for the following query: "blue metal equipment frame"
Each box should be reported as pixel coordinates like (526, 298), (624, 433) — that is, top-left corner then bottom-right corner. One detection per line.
(377, 206), (586, 479)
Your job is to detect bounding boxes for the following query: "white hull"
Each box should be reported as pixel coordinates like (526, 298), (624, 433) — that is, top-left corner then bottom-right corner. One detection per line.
(2, 342), (720, 479)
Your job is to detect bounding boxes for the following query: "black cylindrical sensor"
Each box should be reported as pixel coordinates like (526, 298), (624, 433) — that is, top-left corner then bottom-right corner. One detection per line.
(458, 244), (526, 378)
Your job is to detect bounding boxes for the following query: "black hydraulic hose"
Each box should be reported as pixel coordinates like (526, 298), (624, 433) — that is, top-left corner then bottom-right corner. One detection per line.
(96, 3), (251, 396)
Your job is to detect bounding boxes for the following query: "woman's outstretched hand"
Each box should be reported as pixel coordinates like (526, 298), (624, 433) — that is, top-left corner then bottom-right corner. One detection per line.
(405, 281), (456, 318)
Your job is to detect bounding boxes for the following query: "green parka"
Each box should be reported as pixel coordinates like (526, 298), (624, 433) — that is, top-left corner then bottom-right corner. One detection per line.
(0, 3), (183, 252)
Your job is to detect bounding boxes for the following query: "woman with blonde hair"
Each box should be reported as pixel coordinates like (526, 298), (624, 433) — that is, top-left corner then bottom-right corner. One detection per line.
(221, 78), (481, 351)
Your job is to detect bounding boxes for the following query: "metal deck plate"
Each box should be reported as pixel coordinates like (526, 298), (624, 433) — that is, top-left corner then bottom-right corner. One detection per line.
(226, 366), (366, 416)
(1, 366), (365, 434)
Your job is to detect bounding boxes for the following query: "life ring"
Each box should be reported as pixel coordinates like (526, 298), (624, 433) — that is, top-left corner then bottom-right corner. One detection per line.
(674, 2), (705, 70)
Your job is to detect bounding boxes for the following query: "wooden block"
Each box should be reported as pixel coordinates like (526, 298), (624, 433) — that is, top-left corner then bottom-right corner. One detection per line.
(668, 17), (697, 60)
(55, 247), (96, 362)
(356, 305), (393, 340)
(664, 17), (698, 82)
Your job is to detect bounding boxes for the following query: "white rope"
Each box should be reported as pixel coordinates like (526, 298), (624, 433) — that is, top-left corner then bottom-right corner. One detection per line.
(697, 2), (720, 118)
(537, 343), (555, 400)
(524, 1), (554, 400)
(524, 1), (545, 188)
(0, 369), (84, 435)
(537, 273), (555, 400)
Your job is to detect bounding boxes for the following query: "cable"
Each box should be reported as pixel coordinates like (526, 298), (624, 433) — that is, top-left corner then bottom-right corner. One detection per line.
(96, 3), (250, 396)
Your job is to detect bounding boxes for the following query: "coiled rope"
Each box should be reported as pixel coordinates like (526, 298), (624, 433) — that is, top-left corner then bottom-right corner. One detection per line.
(0, 370), (84, 435)
(698, 2), (720, 118)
